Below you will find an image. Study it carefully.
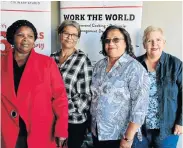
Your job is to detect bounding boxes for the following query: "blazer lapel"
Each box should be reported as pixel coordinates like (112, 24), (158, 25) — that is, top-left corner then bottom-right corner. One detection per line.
(17, 49), (40, 100)
(1, 50), (18, 106)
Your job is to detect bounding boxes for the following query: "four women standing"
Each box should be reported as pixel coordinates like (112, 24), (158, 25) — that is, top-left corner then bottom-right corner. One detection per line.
(2, 19), (182, 148)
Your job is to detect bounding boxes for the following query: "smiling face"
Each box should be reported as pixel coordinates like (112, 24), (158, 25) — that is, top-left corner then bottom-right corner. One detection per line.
(104, 29), (126, 58)
(14, 26), (35, 54)
(144, 31), (165, 59)
(60, 25), (79, 50)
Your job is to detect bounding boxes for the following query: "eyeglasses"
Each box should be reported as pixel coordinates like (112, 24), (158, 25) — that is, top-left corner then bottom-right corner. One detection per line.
(103, 38), (124, 44)
(62, 32), (78, 40)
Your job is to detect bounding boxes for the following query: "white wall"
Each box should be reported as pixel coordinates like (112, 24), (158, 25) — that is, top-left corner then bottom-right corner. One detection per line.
(141, 1), (182, 60)
(51, 1), (60, 53)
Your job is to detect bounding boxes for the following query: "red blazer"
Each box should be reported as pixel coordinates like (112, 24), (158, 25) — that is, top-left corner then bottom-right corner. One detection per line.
(1, 49), (68, 148)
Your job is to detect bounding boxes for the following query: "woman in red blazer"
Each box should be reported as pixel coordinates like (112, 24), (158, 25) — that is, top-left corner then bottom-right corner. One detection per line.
(1, 20), (68, 148)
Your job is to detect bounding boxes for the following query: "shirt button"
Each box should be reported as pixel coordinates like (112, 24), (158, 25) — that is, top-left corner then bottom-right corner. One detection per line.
(11, 110), (17, 118)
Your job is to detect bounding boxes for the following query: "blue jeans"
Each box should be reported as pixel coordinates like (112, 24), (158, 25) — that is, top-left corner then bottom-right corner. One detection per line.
(132, 129), (179, 148)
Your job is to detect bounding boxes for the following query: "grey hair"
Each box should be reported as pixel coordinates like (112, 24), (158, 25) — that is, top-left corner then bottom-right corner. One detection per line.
(57, 20), (81, 38)
(143, 26), (165, 45)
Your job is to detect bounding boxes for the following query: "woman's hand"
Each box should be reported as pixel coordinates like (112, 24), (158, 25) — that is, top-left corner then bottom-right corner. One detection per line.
(55, 137), (67, 147)
(120, 138), (133, 148)
(174, 124), (183, 135)
(120, 122), (139, 148)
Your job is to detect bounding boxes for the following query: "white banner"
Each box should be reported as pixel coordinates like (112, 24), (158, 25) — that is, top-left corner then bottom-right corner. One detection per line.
(60, 1), (143, 65)
(0, 1), (51, 56)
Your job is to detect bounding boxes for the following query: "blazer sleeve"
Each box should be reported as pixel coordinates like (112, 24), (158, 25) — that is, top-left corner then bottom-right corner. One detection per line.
(175, 61), (182, 126)
(50, 58), (68, 138)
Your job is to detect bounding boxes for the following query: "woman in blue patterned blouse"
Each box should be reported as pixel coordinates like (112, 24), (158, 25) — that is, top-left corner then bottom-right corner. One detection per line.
(132, 26), (182, 148)
(90, 25), (150, 148)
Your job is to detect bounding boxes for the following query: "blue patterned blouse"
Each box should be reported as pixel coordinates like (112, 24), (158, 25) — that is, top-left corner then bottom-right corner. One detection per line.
(90, 53), (150, 141)
(146, 71), (160, 129)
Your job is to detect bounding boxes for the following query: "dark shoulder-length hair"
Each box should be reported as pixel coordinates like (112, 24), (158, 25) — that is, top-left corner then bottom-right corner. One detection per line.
(100, 25), (135, 58)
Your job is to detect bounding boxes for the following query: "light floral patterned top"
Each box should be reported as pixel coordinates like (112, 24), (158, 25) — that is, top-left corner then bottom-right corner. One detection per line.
(90, 52), (150, 140)
(146, 71), (160, 129)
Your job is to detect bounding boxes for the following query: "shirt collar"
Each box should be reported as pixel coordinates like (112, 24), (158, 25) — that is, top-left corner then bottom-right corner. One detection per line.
(159, 51), (166, 64)
(141, 51), (165, 64)
(105, 52), (129, 66)
(57, 49), (79, 58)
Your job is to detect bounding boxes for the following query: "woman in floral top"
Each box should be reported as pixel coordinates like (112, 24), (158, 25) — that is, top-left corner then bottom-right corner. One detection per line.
(133, 26), (182, 148)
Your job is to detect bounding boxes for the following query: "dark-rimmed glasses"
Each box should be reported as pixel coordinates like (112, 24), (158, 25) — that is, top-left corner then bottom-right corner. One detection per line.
(62, 31), (78, 40)
(103, 38), (124, 44)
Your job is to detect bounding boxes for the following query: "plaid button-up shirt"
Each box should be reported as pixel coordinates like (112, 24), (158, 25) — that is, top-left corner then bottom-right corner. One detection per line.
(51, 50), (92, 124)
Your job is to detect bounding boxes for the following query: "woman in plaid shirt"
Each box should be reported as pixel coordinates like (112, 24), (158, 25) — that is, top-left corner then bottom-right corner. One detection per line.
(51, 20), (93, 148)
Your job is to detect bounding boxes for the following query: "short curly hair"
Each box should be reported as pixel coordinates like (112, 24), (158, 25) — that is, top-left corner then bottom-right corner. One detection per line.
(6, 20), (38, 45)
(143, 26), (165, 46)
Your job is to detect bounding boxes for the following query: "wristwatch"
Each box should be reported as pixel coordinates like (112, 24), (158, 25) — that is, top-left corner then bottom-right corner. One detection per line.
(122, 134), (133, 143)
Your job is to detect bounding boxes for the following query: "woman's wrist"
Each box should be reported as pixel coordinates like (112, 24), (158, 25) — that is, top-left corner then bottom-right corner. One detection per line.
(122, 134), (133, 143)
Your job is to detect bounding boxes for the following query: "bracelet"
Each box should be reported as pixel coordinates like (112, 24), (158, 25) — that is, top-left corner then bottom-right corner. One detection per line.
(122, 134), (133, 143)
